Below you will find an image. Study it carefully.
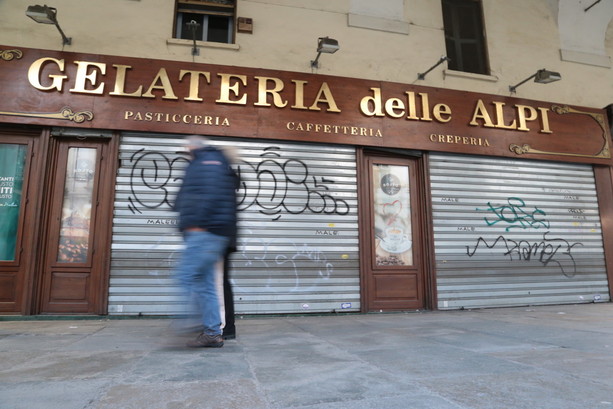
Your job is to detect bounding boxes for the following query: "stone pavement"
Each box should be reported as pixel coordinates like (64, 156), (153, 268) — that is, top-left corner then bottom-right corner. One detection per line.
(1, 303), (612, 409)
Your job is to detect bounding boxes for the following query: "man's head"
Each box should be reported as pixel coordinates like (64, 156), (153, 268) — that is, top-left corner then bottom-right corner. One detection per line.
(185, 135), (209, 151)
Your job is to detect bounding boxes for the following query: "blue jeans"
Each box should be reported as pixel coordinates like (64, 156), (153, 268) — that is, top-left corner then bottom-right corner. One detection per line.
(176, 230), (229, 335)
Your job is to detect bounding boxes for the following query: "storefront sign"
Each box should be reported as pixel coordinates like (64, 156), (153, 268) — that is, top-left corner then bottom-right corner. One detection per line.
(0, 45), (611, 165)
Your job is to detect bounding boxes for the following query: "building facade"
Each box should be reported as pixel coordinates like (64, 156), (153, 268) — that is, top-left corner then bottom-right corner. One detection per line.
(1, 0), (612, 316)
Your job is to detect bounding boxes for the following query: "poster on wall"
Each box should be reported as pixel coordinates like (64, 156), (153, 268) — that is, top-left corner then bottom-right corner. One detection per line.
(0, 144), (26, 261)
(373, 164), (413, 266)
(57, 148), (96, 263)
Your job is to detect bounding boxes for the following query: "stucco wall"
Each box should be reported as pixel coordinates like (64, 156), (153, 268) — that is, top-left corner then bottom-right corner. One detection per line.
(0, 0), (611, 107)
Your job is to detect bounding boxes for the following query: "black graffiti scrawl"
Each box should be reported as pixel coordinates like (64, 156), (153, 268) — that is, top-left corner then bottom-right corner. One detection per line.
(235, 147), (349, 220)
(127, 148), (189, 214)
(127, 145), (350, 220)
(466, 196), (583, 277)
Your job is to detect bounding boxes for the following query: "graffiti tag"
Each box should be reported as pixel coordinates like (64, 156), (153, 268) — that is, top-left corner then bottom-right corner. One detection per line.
(466, 232), (583, 278)
(127, 146), (350, 221)
(479, 197), (549, 231)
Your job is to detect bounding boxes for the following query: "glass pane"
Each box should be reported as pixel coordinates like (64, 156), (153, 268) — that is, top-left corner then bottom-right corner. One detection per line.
(178, 13), (205, 40)
(0, 144), (27, 261)
(207, 15), (230, 43)
(372, 164), (413, 266)
(57, 148), (97, 263)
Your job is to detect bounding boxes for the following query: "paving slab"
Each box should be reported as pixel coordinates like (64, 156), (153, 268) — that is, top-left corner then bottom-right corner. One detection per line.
(0, 303), (612, 409)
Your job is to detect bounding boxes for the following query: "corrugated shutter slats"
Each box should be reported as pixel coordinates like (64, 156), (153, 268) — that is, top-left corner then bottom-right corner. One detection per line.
(430, 153), (610, 309)
(109, 133), (359, 315)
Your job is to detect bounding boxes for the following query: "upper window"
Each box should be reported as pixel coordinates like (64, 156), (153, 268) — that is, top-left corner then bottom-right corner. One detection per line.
(174, 0), (235, 44)
(441, 0), (489, 75)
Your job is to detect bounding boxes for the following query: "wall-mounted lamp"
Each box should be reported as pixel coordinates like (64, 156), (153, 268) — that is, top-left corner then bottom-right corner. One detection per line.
(186, 20), (201, 56)
(25, 4), (71, 46)
(310, 37), (340, 68)
(417, 56), (450, 80)
(509, 69), (561, 93)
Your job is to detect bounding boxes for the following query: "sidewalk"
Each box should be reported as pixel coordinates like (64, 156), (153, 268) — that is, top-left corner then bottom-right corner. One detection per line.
(1, 303), (612, 409)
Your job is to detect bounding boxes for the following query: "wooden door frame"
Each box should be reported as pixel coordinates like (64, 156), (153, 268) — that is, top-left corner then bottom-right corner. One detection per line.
(594, 165), (613, 298)
(32, 132), (118, 315)
(0, 126), (47, 314)
(357, 148), (437, 312)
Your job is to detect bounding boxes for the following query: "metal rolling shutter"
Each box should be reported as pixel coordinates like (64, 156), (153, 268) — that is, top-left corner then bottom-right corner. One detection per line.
(109, 133), (359, 315)
(430, 153), (610, 310)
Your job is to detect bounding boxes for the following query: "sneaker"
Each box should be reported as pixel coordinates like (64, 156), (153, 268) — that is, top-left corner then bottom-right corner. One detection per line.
(186, 332), (224, 348)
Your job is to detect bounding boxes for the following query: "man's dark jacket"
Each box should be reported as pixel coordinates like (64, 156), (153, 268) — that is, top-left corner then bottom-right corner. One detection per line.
(174, 145), (238, 237)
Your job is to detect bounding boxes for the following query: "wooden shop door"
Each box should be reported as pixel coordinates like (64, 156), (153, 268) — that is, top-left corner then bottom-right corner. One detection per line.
(39, 138), (113, 314)
(360, 153), (426, 311)
(0, 135), (37, 313)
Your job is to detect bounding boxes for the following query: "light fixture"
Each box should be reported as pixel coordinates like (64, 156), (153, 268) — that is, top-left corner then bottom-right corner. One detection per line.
(509, 69), (561, 93)
(417, 56), (450, 80)
(26, 4), (71, 46)
(310, 37), (340, 68)
(186, 20), (200, 56)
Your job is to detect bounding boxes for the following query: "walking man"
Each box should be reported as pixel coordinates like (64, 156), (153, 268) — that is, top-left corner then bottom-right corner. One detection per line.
(174, 135), (238, 348)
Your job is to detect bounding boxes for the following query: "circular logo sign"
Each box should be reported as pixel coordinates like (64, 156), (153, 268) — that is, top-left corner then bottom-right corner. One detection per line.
(381, 174), (401, 195)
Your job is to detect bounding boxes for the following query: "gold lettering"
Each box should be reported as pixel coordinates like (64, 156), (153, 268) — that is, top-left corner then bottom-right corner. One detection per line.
(494, 101), (516, 129)
(216, 73), (247, 105)
(469, 99), (495, 128)
(538, 107), (553, 134)
(515, 104), (538, 132)
(221, 118), (230, 126)
(360, 87), (384, 117)
(179, 70), (211, 102)
(405, 91), (418, 120)
(124, 111), (134, 119)
(308, 82), (340, 112)
(431, 133), (490, 147)
(145, 112), (153, 121)
(433, 103), (452, 123)
(110, 64), (143, 97)
(254, 76), (288, 107)
(420, 93), (432, 121)
(70, 60), (106, 94)
(291, 80), (308, 110)
(142, 68), (178, 100)
(384, 98), (405, 118)
(28, 57), (67, 91)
